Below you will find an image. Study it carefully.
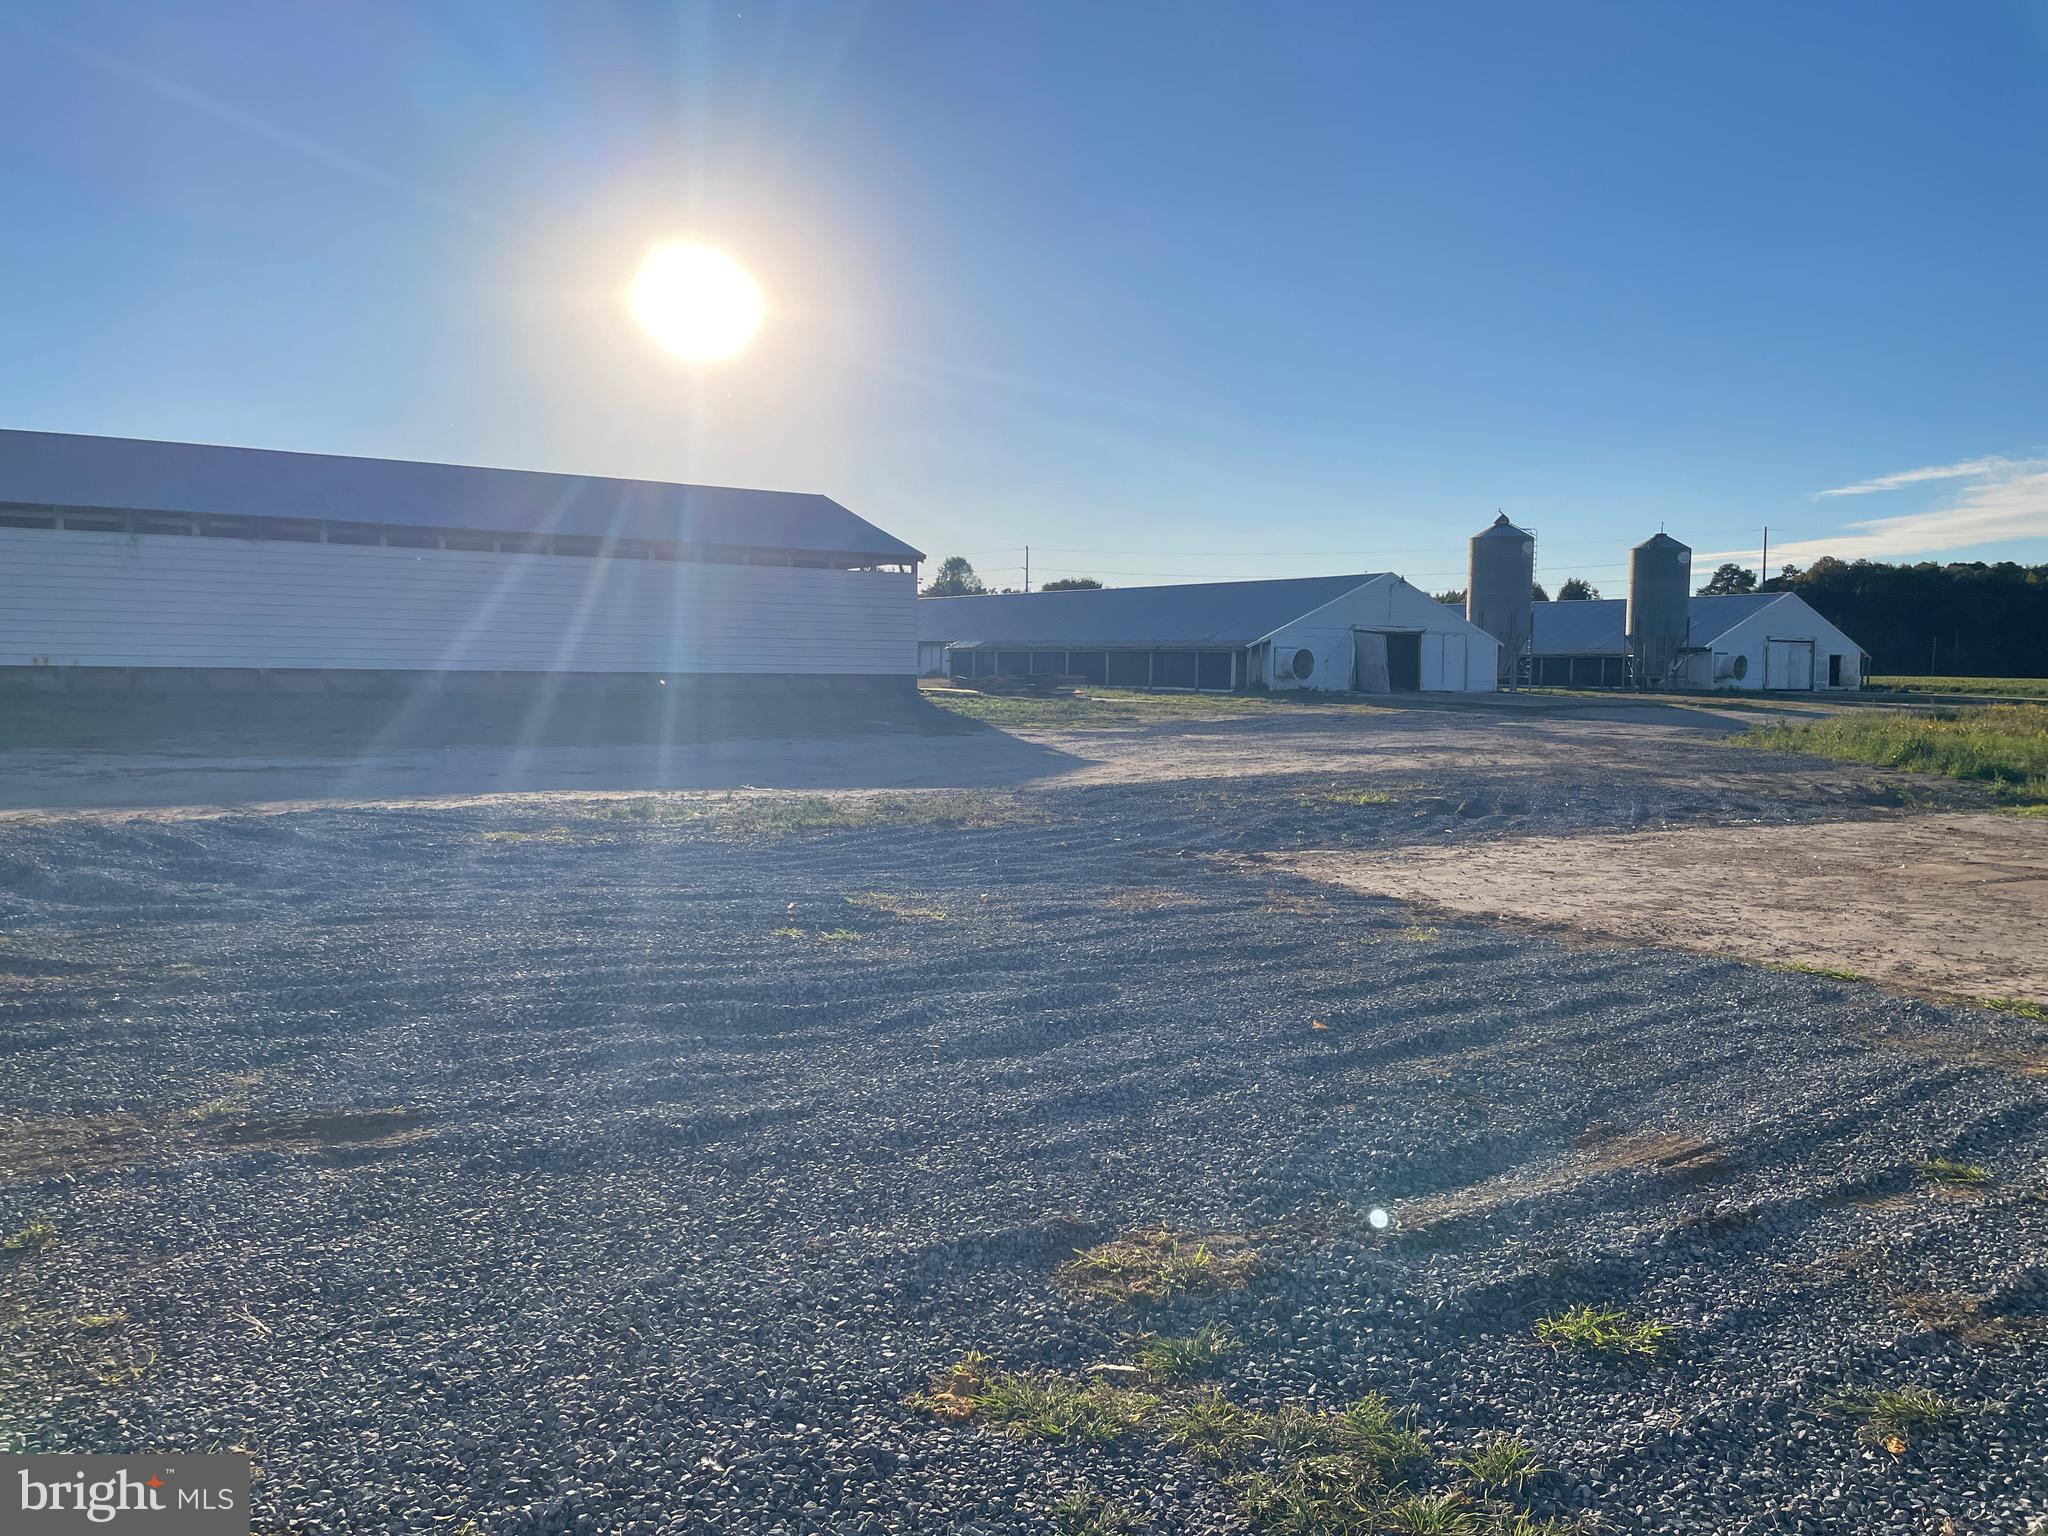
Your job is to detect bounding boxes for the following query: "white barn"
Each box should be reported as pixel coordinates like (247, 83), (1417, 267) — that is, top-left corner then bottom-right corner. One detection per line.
(919, 573), (1499, 693)
(0, 430), (922, 690)
(1529, 593), (1865, 690)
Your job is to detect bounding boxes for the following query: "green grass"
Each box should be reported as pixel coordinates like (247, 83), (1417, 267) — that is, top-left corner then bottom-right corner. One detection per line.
(1051, 1489), (1149, 1535)
(1163, 1389), (1265, 1464)
(1734, 702), (2048, 803)
(71, 1311), (126, 1331)
(1380, 1491), (1481, 1534)
(2, 1221), (57, 1253)
(844, 890), (950, 921)
(1532, 1305), (1674, 1358)
(1057, 1225), (1259, 1305)
(1132, 1324), (1241, 1380)
(924, 685), (1396, 731)
(1320, 788), (1398, 807)
(906, 1354), (1154, 1442)
(1914, 1156), (1990, 1186)
(1829, 1386), (1954, 1450)
(1979, 995), (2048, 1021)
(1454, 1436), (1542, 1492)
(1869, 675), (2048, 699)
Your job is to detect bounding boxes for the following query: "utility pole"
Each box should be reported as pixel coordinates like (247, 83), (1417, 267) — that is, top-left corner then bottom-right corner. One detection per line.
(1024, 545), (1030, 592)
(1760, 526), (1768, 588)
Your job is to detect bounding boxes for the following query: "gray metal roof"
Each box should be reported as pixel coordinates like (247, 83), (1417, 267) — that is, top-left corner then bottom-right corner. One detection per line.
(1530, 594), (1795, 656)
(919, 573), (1384, 649)
(0, 428), (922, 562)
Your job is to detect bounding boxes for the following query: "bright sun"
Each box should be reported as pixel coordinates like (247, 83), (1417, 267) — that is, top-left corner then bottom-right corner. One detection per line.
(630, 242), (764, 363)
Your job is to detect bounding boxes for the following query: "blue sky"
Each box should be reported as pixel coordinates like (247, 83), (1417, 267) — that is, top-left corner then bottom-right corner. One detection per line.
(3, 1), (2044, 593)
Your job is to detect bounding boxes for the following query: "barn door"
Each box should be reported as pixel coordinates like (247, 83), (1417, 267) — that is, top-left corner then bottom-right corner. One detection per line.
(1765, 639), (1814, 690)
(1437, 634), (1465, 691)
(1352, 630), (1390, 693)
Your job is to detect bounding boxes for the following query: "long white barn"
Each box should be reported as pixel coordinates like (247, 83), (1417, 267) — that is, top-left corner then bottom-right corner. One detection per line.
(920, 573), (1499, 693)
(0, 430), (922, 688)
(1529, 593), (1865, 690)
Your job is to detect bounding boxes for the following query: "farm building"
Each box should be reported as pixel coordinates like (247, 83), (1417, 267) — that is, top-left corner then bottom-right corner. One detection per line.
(1529, 593), (1865, 690)
(919, 573), (1500, 692)
(0, 429), (922, 690)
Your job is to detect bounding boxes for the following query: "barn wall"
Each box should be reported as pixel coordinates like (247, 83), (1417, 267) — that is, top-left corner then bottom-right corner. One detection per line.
(0, 529), (915, 675)
(1264, 577), (1498, 692)
(1696, 599), (1863, 691)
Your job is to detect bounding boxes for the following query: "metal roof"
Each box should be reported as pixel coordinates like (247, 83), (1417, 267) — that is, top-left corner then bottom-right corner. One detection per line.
(919, 573), (1386, 649)
(0, 428), (923, 562)
(1530, 594), (1796, 656)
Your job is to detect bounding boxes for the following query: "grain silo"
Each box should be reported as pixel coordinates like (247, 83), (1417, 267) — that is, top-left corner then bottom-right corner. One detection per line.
(1465, 514), (1535, 686)
(1625, 532), (1691, 688)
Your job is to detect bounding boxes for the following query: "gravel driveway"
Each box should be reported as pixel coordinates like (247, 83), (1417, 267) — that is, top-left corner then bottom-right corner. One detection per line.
(2, 714), (2043, 1535)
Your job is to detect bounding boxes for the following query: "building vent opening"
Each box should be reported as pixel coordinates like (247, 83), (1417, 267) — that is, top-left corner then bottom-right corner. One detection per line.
(1291, 647), (1315, 680)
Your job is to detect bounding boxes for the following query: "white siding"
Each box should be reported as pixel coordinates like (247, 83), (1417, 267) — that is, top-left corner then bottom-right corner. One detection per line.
(1684, 595), (1863, 691)
(0, 529), (915, 675)
(1263, 576), (1498, 693)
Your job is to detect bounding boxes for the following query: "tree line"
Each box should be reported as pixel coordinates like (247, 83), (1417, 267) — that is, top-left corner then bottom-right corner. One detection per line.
(1696, 557), (2048, 677)
(921, 556), (1100, 596)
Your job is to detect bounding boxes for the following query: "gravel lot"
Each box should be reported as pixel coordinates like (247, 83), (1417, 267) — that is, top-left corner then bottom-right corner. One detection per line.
(3, 709), (2044, 1535)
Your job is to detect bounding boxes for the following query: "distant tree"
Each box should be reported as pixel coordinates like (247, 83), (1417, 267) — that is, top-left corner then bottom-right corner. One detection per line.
(1040, 577), (1103, 591)
(1434, 588), (1467, 606)
(1556, 577), (1602, 601)
(1697, 563), (1758, 596)
(921, 555), (986, 597)
(1531, 581), (1550, 602)
(1757, 556), (2048, 676)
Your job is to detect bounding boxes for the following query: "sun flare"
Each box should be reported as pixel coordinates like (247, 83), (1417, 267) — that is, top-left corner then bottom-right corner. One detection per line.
(630, 242), (764, 363)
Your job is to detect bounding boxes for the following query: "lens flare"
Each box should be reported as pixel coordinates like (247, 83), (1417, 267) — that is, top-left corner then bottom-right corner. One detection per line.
(630, 243), (764, 363)
(1367, 1206), (1391, 1231)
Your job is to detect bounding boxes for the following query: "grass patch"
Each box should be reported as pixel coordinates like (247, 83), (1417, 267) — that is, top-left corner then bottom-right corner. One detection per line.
(1164, 1388), (1265, 1464)
(1870, 676), (2048, 699)
(71, 1311), (126, 1331)
(907, 1353), (1154, 1442)
(1829, 1386), (1954, 1452)
(1320, 788), (1398, 807)
(2, 1221), (57, 1253)
(924, 685), (1396, 731)
(1455, 1436), (1542, 1492)
(1978, 995), (2048, 1021)
(574, 790), (1049, 837)
(1057, 1225), (1260, 1305)
(1399, 925), (1442, 943)
(1773, 960), (1865, 983)
(844, 890), (950, 921)
(1051, 1489), (1149, 1535)
(479, 825), (578, 844)
(1532, 1305), (1674, 1358)
(1132, 1324), (1240, 1380)
(1914, 1156), (1990, 1186)
(1380, 1491), (1479, 1534)
(816, 929), (866, 942)
(1733, 703), (2048, 803)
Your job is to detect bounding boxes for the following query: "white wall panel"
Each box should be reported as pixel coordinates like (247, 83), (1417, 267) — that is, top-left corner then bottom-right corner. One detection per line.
(0, 530), (915, 675)
(1264, 576), (1498, 692)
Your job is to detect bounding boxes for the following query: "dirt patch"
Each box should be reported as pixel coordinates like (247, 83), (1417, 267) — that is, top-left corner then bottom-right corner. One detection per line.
(1397, 1126), (1729, 1237)
(0, 1104), (428, 1180)
(1274, 812), (2048, 1008)
(209, 1108), (429, 1157)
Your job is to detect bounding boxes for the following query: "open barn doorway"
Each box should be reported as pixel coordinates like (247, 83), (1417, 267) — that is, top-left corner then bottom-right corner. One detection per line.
(1352, 629), (1422, 692)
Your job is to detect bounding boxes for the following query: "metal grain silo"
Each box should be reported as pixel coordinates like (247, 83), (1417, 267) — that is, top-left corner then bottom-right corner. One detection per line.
(1626, 532), (1692, 688)
(1466, 514), (1535, 686)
